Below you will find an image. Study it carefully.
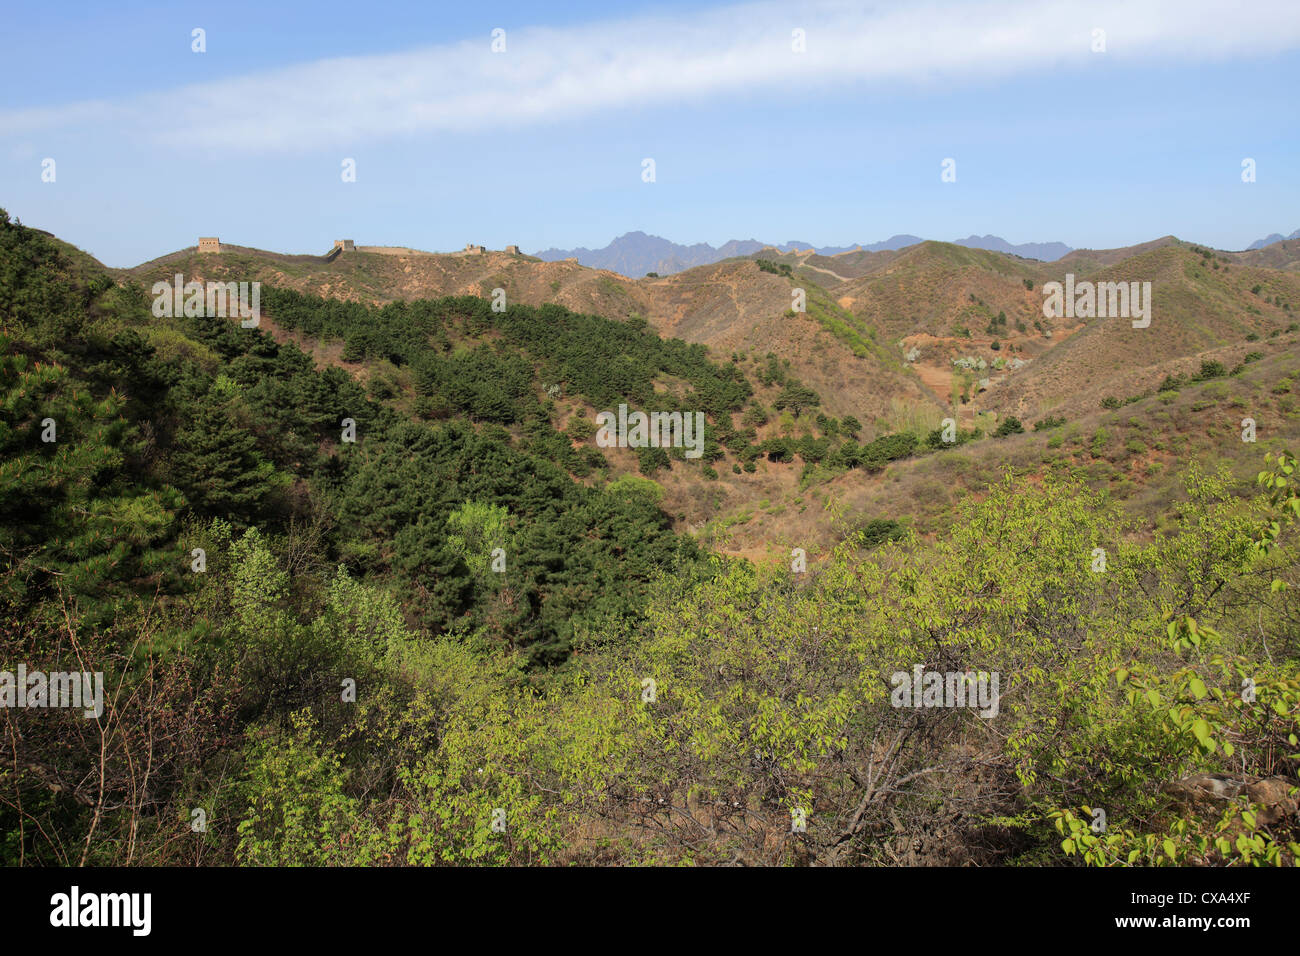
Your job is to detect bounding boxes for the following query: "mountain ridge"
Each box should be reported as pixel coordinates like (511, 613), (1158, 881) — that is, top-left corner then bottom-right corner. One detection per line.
(537, 228), (1300, 277)
(1248, 229), (1300, 250)
(535, 231), (1072, 276)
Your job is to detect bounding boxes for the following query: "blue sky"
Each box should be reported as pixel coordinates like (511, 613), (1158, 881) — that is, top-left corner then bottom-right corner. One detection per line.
(2, 0), (1298, 267)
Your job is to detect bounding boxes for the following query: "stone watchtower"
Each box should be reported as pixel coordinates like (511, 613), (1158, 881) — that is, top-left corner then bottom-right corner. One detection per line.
(334, 239), (355, 252)
(198, 237), (221, 254)
(505, 244), (520, 255)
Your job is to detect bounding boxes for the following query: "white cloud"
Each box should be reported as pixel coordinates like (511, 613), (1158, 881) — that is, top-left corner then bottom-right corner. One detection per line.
(3, 0), (1297, 152)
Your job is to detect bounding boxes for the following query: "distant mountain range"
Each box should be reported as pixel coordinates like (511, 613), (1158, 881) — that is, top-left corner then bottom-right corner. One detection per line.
(533, 233), (768, 276)
(1248, 229), (1300, 250)
(535, 228), (1300, 277)
(534, 231), (1074, 276)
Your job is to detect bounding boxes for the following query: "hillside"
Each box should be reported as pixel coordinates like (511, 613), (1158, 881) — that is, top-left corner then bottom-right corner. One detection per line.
(111, 230), (1300, 549)
(123, 242), (935, 425)
(129, 233), (1300, 445)
(4, 209), (1300, 872)
(1235, 238), (1300, 272)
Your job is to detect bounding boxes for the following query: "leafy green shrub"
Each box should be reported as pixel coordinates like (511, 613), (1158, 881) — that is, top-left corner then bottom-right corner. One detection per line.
(1195, 360), (1226, 381)
(637, 446), (670, 474)
(756, 259), (794, 277)
(236, 710), (358, 866)
(993, 416), (1024, 438)
(772, 381), (821, 416)
(925, 424), (976, 450)
(861, 431), (918, 466)
(857, 518), (906, 548)
(762, 437), (794, 463)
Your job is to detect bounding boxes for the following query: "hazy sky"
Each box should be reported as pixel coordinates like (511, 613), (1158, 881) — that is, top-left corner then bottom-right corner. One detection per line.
(3, 0), (1298, 266)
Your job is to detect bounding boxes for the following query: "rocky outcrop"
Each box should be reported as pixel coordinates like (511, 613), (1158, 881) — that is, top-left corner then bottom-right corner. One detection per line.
(1161, 773), (1298, 825)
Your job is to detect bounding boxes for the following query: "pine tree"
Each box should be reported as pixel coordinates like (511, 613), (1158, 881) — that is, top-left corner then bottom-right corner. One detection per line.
(171, 399), (282, 524)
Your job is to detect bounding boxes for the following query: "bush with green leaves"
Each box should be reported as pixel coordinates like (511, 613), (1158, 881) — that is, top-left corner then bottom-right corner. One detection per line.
(1194, 360), (1227, 381)
(993, 416), (1024, 437)
(858, 518), (907, 548)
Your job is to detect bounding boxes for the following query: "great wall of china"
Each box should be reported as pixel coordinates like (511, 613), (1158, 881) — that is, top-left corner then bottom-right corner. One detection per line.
(196, 238), (523, 261)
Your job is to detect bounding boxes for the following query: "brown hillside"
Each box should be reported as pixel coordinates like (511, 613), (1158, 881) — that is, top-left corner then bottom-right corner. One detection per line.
(120, 233), (1300, 460)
